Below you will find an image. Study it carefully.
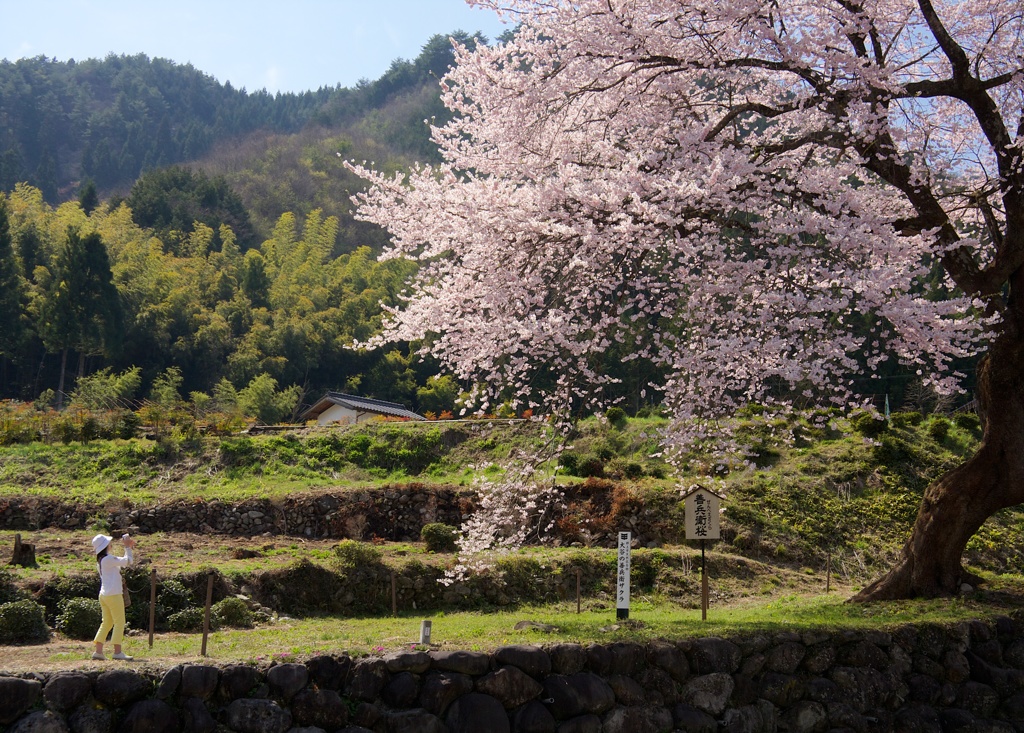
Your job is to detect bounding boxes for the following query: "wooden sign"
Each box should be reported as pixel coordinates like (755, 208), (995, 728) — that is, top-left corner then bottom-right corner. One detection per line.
(616, 531), (631, 620)
(684, 488), (722, 540)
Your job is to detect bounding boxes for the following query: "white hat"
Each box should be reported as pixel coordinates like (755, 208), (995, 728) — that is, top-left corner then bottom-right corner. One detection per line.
(91, 534), (112, 554)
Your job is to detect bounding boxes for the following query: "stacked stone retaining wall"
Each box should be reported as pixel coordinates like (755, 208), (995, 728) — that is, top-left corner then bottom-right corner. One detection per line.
(0, 482), (680, 547)
(3, 616), (1024, 733)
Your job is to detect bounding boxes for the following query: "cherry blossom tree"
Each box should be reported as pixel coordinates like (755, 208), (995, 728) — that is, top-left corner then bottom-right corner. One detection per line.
(352, 0), (1023, 599)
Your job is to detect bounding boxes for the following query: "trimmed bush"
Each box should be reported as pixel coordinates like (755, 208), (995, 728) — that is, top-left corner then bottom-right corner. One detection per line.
(0, 600), (50, 644)
(421, 523), (458, 553)
(928, 417), (951, 442)
(158, 579), (195, 616)
(851, 411), (888, 437)
(213, 597), (253, 628)
(168, 607), (208, 633)
(56, 597), (103, 640)
(333, 540), (382, 569)
(605, 407), (628, 429)
(0, 568), (23, 605)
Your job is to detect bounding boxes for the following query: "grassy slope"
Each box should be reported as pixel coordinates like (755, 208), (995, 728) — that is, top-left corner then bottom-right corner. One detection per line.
(1, 409), (1021, 581)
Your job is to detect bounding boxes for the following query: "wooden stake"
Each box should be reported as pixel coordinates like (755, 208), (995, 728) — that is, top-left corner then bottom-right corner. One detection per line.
(148, 570), (157, 649)
(391, 571), (397, 617)
(701, 540), (708, 622)
(576, 567), (582, 614)
(826, 550), (832, 594)
(201, 572), (214, 657)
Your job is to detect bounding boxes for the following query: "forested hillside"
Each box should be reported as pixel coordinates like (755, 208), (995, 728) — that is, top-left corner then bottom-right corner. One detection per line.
(0, 33), (513, 416)
(0, 28), (956, 422)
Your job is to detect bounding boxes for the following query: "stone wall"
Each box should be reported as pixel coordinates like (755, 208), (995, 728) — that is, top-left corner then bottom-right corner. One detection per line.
(3, 616), (1024, 733)
(0, 481), (682, 547)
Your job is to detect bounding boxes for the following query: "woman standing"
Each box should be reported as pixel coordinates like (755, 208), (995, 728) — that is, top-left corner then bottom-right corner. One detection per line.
(91, 533), (137, 661)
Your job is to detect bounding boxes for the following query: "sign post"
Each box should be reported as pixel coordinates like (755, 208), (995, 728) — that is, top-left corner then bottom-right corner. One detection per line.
(616, 531), (631, 620)
(683, 487), (722, 621)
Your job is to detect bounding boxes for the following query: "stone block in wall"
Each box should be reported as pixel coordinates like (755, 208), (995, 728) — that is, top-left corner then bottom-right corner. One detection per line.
(606, 675), (646, 706)
(225, 698), (292, 733)
(647, 640), (689, 683)
(758, 672), (805, 709)
(219, 664), (263, 702)
(120, 699), (179, 733)
(384, 650), (431, 674)
(542, 673), (615, 720)
(782, 701), (827, 733)
(382, 672), (420, 708)
(557, 713), (602, 733)
(430, 650), (490, 676)
(548, 644), (587, 675)
(266, 663), (307, 702)
(720, 700), (777, 733)
(601, 705), (674, 733)
(957, 681), (1000, 719)
(636, 667), (676, 706)
(306, 654), (350, 690)
(179, 665), (220, 700)
(513, 699), (556, 733)
(94, 670), (151, 707)
(672, 704), (717, 733)
(155, 665), (181, 699)
(291, 688), (348, 730)
(68, 705), (111, 733)
(183, 695), (218, 733)
(445, 692), (510, 733)
(494, 644), (551, 678)
(681, 673), (735, 716)
(689, 637), (742, 674)
(767, 642), (807, 674)
(346, 658), (388, 701)
(477, 665), (543, 709)
(7, 710), (69, 733)
(41, 673), (90, 714)
(385, 708), (447, 733)
(0, 677), (42, 724)
(419, 671), (473, 716)
(607, 642), (646, 677)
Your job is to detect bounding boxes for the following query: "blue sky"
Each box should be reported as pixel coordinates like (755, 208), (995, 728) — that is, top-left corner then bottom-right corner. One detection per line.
(0, 0), (509, 94)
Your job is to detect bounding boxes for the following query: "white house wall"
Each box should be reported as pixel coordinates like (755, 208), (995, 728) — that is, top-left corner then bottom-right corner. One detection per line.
(317, 404), (358, 426)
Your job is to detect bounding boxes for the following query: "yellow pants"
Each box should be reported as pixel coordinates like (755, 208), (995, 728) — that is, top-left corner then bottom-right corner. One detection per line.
(94, 593), (126, 645)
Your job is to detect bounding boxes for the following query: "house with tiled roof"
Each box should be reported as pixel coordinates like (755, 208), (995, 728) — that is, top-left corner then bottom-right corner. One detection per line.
(298, 392), (424, 426)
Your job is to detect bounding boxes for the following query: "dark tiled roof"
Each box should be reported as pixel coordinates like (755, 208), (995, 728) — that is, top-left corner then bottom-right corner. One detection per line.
(299, 392), (424, 422)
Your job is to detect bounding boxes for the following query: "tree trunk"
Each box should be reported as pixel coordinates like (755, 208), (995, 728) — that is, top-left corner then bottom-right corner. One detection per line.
(853, 326), (1024, 600)
(55, 347), (68, 410)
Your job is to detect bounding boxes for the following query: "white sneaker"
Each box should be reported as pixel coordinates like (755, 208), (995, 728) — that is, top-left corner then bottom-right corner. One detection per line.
(112, 652), (133, 661)
(91, 652), (106, 660)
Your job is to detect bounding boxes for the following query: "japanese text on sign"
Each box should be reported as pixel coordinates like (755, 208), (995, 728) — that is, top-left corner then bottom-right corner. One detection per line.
(684, 489), (721, 540)
(616, 531), (631, 612)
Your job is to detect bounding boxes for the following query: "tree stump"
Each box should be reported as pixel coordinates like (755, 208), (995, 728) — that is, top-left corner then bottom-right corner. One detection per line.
(10, 534), (36, 567)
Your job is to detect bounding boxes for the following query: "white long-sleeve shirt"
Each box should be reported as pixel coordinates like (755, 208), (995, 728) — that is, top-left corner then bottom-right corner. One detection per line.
(98, 548), (133, 596)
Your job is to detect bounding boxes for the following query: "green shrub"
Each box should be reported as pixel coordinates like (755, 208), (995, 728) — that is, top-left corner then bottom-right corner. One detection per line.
(890, 411), (924, 428)
(623, 462), (644, 480)
(605, 407), (628, 429)
(928, 417), (951, 442)
(851, 411), (888, 437)
(955, 412), (981, 433)
(158, 579), (196, 616)
(167, 607), (208, 633)
(0, 600), (50, 644)
(333, 540), (382, 569)
(0, 568), (23, 605)
(558, 453), (579, 475)
(213, 597), (253, 628)
(421, 523), (458, 552)
(576, 456), (605, 478)
(56, 597), (103, 640)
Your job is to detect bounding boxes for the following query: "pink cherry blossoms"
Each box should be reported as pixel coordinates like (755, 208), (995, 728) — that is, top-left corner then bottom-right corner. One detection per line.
(350, 0), (1019, 564)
